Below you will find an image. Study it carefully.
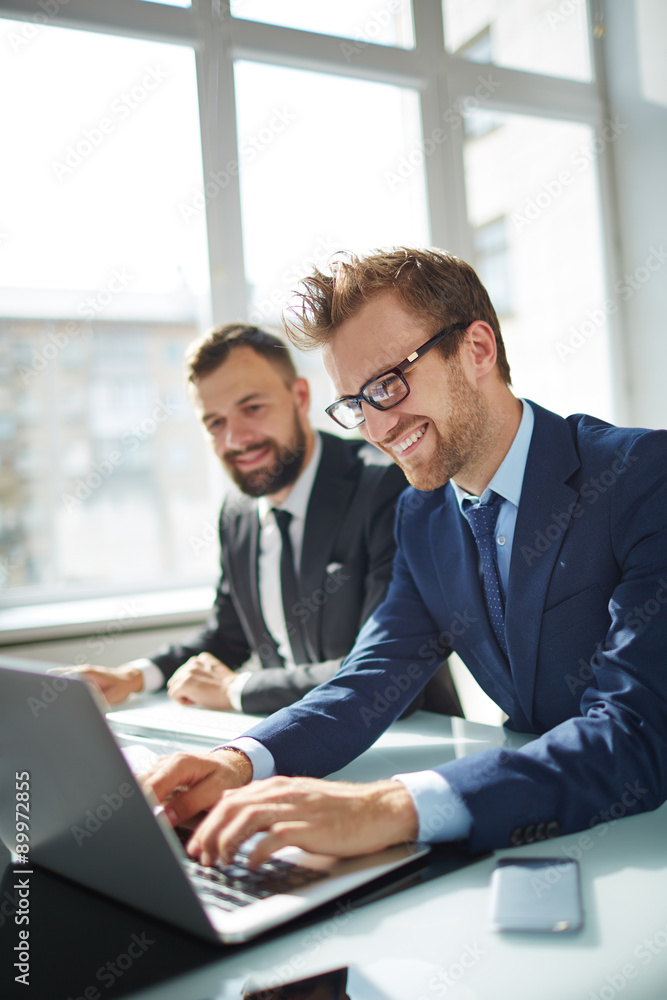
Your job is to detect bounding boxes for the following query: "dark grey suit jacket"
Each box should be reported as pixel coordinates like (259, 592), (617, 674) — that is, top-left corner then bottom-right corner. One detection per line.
(151, 432), (418, 713)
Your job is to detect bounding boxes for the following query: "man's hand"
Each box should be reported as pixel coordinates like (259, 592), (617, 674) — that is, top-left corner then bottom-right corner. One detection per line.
(50, 664), (144, 705)
(167, 652), (236, 710)
(186, 776), (420, 868)
(142, 748), (252, 825)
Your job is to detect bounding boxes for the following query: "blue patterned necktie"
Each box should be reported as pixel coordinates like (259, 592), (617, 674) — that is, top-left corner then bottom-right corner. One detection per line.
(462, 491), (508, 657)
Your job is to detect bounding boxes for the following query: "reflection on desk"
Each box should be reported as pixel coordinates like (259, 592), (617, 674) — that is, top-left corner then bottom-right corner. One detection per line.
(0, 859), (220, 1000)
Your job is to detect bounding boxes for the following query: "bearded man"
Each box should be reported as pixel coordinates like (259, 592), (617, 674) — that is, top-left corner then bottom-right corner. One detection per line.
(70, 323), (461, 718)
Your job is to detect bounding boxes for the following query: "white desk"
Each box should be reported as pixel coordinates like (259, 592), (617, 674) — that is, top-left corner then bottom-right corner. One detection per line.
(107, 706), (667, 1000)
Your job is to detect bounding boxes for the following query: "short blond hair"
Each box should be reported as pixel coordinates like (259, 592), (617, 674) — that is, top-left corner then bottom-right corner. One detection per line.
(284, 246), (511, 384)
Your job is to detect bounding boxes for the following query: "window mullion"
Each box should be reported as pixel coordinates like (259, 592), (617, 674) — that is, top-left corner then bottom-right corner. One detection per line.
(195, 0), (247, 321)
(0, 0), (195, 45)
(586, 0), (631, 425)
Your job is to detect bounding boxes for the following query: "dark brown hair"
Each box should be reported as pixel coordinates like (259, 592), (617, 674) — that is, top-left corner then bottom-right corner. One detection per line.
(284, 246), (511, 384)
(186, 323), (297, 385)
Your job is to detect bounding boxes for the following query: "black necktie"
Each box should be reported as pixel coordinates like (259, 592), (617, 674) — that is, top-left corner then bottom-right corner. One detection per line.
(272, 508), (308, 665)
(462, 491), (508, 657)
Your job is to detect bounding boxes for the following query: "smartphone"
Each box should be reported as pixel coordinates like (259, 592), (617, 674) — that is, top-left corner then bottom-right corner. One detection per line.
(489, 857), (583, 932)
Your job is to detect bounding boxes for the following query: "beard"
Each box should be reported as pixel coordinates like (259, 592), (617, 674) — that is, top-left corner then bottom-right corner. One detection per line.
(382, 360), (490, 492)
(223, 410), (307, 498)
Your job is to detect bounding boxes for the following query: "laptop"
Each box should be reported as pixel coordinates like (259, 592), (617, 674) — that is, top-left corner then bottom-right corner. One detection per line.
(0, 655), (437, 944)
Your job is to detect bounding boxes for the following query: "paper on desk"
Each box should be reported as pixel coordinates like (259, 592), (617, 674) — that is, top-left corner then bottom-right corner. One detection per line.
(106, 691), (264, 745)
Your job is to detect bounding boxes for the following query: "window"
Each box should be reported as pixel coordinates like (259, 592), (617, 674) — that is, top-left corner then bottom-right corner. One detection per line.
(0, 19), (217, 596)
(235, 62), (430, 310)
(0, 1), (620, 611)
(473, 218), (513, 318)
(443, 0), (592, 81)
(463, 110), (611, 420)
(235, 61), (430, 420)
(230, 0), (415, 48)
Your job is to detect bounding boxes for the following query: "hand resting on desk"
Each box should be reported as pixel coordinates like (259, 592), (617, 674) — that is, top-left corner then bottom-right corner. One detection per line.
(54, 651), (236, 709)
(142, 750), (419, 867)
(51, 663), (144, 705)
(166, 651), (236, 710)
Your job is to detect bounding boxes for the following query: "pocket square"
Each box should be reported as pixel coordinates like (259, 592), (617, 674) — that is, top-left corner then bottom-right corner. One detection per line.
(326, 561), (344, 574)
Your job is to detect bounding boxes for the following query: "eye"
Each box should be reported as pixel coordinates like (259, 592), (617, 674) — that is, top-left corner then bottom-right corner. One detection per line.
(206, 418), (223, 432)
(244, 404), (264, 415)
(367, 373), (403, 403)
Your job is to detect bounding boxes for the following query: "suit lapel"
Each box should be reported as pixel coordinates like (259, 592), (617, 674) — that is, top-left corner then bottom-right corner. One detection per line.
(299, 433), (358, 661)
(505, 402), (580, 726)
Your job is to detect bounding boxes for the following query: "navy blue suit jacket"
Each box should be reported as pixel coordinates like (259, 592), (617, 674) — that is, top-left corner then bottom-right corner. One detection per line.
(242, 402), (667, 852)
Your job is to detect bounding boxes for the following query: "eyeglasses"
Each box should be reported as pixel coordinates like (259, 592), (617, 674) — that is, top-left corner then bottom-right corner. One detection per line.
(325, 322), (469, 430)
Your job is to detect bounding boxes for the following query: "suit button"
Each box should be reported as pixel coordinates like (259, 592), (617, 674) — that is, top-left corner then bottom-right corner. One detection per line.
(546, 821), (561, 839)
(524, 824), (536, 843)
(535, 822), (546, 841)
(510, 827), (524, 846)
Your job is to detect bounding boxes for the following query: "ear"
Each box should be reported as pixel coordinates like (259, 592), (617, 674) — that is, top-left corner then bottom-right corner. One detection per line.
(461, 321), (497, 383)
(292, 376), (311, 418)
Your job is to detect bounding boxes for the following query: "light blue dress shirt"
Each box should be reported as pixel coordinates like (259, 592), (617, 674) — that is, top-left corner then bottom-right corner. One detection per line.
(225, 401), (535, 844)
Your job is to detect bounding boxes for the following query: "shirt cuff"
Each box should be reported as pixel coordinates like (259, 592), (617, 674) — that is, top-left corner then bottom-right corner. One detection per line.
(227, 671), (253, 712)
(215, 737), (277, 781)
(127, 658), (164, 693)
(392, 769), (473, 843)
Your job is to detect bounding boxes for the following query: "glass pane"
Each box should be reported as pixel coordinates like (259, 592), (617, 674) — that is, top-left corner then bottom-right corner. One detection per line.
(234, 61), (430, 421)
(231, 0), (414, 49)
(443, 0), (592, 82)
(0, 21), (218, 598)
(463, 109), (612, 421)
(1, 23), (209, 300)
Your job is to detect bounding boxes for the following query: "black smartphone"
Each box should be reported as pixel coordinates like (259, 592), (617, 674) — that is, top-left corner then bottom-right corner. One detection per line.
(489, 857), (583, 932)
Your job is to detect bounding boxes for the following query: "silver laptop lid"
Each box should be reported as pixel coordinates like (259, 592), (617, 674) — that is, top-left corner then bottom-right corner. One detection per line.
(0, 659), (219, 942)
(0, 657), (432, 945)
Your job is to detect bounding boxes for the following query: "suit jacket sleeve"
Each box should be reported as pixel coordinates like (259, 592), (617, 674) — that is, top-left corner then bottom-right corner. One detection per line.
(238, 512), (446, 763)
(238, 460), (407, 714)
(239, 659), (344, 713)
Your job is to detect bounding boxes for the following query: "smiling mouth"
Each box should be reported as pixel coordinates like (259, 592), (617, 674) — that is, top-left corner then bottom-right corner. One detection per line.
(228, 444), (273, 468)
(389, 423), (427, 455)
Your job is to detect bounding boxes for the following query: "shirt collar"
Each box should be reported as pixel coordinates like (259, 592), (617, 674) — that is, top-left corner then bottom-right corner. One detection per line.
(258, 431), (322, 527)
(451, 399), (534, 511)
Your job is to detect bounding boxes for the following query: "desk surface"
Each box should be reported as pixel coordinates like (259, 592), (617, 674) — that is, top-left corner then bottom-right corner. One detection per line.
(3, 704), (667, 999)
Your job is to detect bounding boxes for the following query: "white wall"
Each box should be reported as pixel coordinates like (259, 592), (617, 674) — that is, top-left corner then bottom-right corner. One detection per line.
(604, 0), (667, 430)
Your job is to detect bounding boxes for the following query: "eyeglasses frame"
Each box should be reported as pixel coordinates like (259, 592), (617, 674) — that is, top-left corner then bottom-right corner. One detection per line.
(325, 321), (470, 429)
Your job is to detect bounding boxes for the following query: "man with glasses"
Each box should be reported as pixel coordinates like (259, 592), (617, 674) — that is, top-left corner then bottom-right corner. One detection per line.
(145, 247), (667, 863)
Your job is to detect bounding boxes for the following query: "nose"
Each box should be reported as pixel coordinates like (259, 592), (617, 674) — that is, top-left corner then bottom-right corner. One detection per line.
(360, 402), (401, 444)
(219, 415), (253, 456)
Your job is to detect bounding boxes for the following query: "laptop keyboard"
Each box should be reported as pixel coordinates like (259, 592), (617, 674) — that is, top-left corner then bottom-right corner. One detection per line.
(183, 854), (326, 911)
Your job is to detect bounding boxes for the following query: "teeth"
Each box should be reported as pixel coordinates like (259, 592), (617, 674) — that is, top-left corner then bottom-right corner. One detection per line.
(394, 426), (425, 453)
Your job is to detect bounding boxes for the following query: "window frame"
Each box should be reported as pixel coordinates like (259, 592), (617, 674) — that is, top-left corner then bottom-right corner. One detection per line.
(0, 0), (628, 618)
